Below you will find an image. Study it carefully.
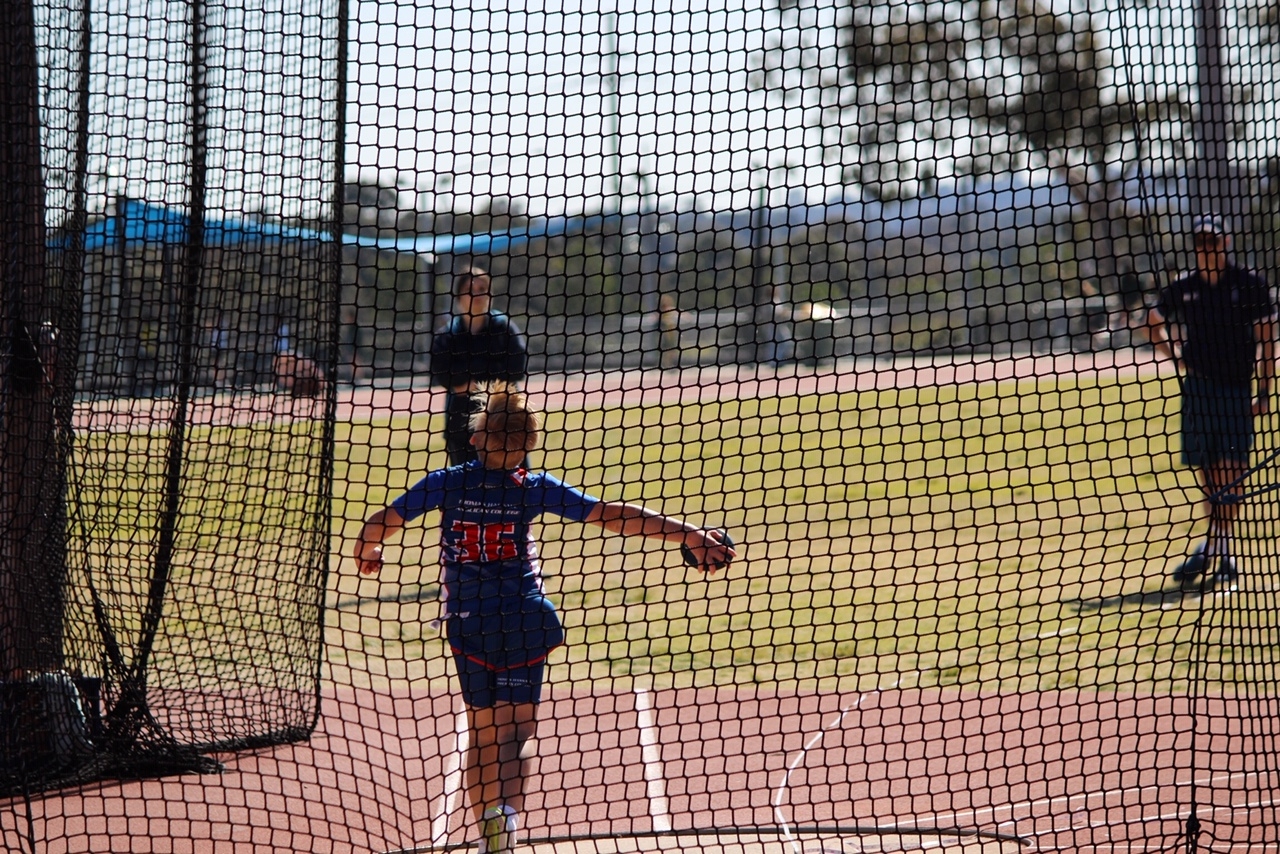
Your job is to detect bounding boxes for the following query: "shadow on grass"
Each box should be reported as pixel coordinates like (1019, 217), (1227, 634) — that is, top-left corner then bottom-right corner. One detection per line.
(1066, 584), (1199, 614)
(333, 584), (440, 610)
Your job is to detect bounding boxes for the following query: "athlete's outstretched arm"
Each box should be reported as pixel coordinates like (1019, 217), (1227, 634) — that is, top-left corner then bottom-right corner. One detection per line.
(353, 506), (407, 576)
(584, 500), (737, 573)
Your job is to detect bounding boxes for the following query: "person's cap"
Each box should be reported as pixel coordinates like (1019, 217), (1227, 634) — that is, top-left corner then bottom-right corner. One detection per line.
(1191, 214), (1227, 237)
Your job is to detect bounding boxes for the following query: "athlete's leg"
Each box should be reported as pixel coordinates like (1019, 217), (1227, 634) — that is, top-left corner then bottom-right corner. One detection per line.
(448, 604), (556, 850)
(465, 700), (539, 824)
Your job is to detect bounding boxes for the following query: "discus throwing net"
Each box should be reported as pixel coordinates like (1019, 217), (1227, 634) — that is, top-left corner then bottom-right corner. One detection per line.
(6, 0), (1280, 850)
(0, 0), (341, 800)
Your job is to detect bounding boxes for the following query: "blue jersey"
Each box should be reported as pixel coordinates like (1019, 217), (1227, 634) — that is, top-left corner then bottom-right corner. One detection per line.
(390, 460), (601, 615)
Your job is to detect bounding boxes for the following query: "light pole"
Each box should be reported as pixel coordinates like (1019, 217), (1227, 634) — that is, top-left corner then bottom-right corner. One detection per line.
(604, 0), (622, 216)
(750, 158), (778, 364)
(1193, 0), (1231, 219)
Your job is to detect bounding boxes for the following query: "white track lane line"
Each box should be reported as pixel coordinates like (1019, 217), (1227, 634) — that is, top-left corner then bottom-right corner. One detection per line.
(773, 693), (870, 854)
(635, 688), (673, 832)
(431, 702), (471, 847)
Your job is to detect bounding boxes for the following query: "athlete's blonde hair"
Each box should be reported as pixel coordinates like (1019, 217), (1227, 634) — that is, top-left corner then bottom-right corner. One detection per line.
(471, 381), (542, 452)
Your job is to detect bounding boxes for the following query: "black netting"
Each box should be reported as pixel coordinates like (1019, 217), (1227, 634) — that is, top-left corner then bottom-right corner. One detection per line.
(4, 0), (1280, 849)
(0, 0), (341, 801)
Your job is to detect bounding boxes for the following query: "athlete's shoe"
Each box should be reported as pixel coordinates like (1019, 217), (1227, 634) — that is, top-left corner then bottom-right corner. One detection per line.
(479, 805), (518, 854)
(1172, 541), (1208, 589)
(1205, 557), (1239, 593)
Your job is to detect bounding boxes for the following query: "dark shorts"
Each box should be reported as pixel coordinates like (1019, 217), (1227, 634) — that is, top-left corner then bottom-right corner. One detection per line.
(446, 595), (564, 708)
(451, 655), (548, 708)
(1181, 375), (1254, 467)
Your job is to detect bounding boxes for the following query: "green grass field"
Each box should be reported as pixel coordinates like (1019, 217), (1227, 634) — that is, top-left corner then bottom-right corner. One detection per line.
(63, 418), (329, 705)
(329, 373), (1280, 696)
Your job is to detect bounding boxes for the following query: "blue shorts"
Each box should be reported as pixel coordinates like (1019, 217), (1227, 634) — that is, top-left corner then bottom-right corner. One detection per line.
(446, 595), (564, 708)
(451, 655), (548, 708)
(1181, 375), (1254, 467)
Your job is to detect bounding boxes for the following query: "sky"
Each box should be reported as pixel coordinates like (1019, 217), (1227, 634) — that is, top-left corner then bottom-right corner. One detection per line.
(78, 0), (335, 220)
(346, 0), (811, 217)
(71, 0), (802, 221)
(342, 0), (1273, 219)
(64, 0), (1279, 224)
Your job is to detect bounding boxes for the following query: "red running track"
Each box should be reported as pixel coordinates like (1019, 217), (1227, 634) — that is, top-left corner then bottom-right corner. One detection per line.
(7, 684), (1278, 852)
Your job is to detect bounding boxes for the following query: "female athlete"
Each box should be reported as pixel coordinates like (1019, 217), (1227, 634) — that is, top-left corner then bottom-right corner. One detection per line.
(353, 384), (736, 853)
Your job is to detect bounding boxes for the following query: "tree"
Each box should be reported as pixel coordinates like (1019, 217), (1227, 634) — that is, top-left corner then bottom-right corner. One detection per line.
(752, 0), (1162, 287)
(341, 177), (418, 235)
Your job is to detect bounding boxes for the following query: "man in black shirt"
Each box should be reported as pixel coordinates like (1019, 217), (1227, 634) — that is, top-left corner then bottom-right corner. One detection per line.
(431, 268), (529, 465)
(1146, 214), (1277, 591)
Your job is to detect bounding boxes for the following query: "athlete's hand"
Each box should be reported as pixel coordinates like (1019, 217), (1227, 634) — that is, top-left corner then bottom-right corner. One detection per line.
(355, 542), (385, 576)
(681, 529), (737, 575)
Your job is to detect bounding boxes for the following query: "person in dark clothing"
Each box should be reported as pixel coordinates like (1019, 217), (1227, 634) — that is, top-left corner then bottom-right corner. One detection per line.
(431, 268), (529, 465)
(1146, 214), (1277, 592)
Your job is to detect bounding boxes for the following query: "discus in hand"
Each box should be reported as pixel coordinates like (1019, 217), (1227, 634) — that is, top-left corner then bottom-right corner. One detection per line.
(682, 530), (735, 572)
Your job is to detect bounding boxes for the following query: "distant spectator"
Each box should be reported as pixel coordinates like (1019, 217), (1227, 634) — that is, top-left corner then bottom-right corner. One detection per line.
(1145, 214), (1277, 592)
(430, 268), (528, 465)
(658, 293), (682, 370)
(273, 322), (324, 399)
(205, 321), (233, 389)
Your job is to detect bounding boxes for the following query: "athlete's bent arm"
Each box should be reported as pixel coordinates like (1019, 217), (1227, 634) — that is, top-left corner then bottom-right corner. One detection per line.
(353, 506), (407, 576)
(1257, 317), (1276, 415)
(1146, 306), (1178, 366)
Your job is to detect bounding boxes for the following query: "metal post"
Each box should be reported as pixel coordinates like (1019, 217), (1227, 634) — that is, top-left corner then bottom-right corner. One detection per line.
(0, 0), (67, 680)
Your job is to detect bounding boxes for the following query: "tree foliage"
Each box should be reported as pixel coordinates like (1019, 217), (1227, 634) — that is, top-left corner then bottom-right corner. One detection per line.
(754, 0), (1135, 197)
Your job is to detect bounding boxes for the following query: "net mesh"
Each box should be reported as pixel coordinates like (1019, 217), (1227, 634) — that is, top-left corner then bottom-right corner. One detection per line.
(5, 0), (1280, 849)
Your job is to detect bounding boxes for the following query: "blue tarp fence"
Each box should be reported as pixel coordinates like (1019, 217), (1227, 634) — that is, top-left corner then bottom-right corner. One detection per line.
(56, 198), (616, 260)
